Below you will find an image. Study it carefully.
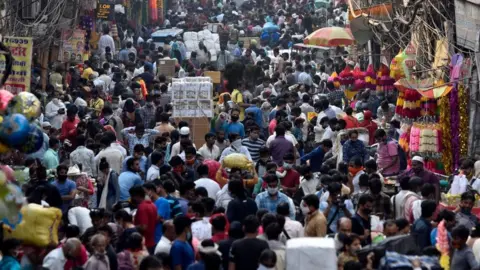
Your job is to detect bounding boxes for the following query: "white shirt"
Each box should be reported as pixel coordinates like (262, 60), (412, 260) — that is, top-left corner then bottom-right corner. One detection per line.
(146, 165), (160, 182)
(154, 236), (172, 255)
(197, 144), (221, 160)
(352, 171), (365, 194)
(67, 207), (92, 235)
(391, 190), (415, 219)
(45, 99), (66, 130)
(98, 74), (112, 93)
(449, 174), (469, 195)
(191, 217), (213, 241)
(42, 247), (67, 270)
(95, 146), (124, 175)
(74, 97), (88, 108)
(170, 142), (197, 159)
(111, 143), (127, 158)
(98, 34), (115, 54)
(411, 198), (424, 221)
(284, 217), (304, 238)
(300, 176), (320, 195)
(215, 184), (232, 209)
(195, 177), (221, 200)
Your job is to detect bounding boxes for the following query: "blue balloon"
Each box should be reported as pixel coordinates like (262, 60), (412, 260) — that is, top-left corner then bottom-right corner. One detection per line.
(18, 124), (45, 154)
(0, 114), (31, 147)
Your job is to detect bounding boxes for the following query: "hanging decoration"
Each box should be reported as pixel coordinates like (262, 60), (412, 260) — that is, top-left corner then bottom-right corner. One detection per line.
(458, 84), (469, 157)
(364, 64), (376, 90)
(450, 54), (464, 170)
(439, 96), (453, 174)
(377, 65), (395, 92)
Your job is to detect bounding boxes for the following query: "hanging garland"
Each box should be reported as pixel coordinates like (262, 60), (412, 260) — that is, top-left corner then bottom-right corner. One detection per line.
(459, 84), (469, 157)
(440, 96), (453, 174)
(450, 85), (460, 170)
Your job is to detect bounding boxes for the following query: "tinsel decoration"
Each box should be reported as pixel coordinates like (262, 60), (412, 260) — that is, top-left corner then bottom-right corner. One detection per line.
(450, 86), (460, 170)
(459, 84), (469, 157)
(439, 96), (453, 174)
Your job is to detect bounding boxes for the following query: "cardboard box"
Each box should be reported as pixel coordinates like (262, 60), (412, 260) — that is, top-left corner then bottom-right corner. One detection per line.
(157, 59), (176, 78)
(204, 71), (221, 84)
(172, 117), (211, 148)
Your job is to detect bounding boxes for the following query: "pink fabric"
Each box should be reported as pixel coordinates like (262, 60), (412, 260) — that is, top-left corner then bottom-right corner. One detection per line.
(377, 140), (400, 175)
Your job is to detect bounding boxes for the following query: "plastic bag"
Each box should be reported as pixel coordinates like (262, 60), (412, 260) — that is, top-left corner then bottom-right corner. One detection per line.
(222, 153), (253, 169)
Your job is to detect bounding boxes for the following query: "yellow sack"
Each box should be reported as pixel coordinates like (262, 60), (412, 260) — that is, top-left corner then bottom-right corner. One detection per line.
(222, 153), (253, 170)
(4, 203), (62, 247)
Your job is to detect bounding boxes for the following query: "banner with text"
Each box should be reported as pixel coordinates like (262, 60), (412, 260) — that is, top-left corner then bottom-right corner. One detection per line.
(0, 37), (33, 94)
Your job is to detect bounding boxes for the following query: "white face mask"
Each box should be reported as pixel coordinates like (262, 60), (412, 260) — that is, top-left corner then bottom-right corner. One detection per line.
(267, 187), (279, 196)
(300, 202), (310, 215)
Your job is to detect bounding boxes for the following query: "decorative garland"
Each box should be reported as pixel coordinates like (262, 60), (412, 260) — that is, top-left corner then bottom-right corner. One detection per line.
(450, 85), (460, 170)
(459, 84), (469, 157)
(439, 96), (452, 174)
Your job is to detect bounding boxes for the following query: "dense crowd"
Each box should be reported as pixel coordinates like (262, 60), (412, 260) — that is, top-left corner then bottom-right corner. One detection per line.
(2, 1), (480, 270)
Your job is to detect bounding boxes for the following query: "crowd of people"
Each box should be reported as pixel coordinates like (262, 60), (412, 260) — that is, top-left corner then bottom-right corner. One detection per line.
(2, 1), (480, 270)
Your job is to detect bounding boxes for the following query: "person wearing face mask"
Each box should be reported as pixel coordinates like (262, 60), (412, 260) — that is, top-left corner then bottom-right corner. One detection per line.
(279, 153), (300, 197)
(121, 123), (160, 155)
(455, 192), (480, 230)
(171, 216), (195, 270)
(52, 164), (77, 214)
(348, 156), (365, 194)
(43, 238), (83, 270)
(45, 91), (67, 130)
(219, 133), (253, 163)
(400, 156), (440, 202)
(224, 108), (246, 138)
(0, 238), (22, 270)
(301, 194), (327, 237)
(255, 174), (295, 220)
(450, 159), (476, 195)
(171, 127), (197, 159)
(84, 234), (110, 270)
(138, 95), (157, 129)
(342, 130), (368, 164)
(122, 144), (148, 178)
(242, 126), (265, 163)
(319, 182), (354, 234)
(351, 194), (374, 246)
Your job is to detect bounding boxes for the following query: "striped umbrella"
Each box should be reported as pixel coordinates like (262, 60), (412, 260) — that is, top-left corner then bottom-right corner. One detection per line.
(304, 27), (354, 47)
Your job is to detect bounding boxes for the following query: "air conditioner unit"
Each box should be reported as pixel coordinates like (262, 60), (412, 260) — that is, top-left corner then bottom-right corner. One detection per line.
(21, 0), (41, 19)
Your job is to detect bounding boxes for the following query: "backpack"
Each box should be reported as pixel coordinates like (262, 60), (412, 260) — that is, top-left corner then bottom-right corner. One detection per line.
(397, 143), (407, 171)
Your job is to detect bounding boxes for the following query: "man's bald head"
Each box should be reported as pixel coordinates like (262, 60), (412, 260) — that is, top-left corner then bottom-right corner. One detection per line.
(62, 238), (82, 258)
(337, 217), (352, 235)
(163, 220), (176, 241)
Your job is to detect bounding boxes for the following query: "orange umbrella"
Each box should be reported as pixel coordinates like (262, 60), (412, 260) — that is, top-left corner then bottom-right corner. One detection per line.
(304, 27), (354, 47)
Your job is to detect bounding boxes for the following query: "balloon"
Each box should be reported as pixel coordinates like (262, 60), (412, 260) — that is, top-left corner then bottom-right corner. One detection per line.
(18, 124), (45, 154)
(8, 92), (42, 121)
(0, 90), (14, 113)
(0, 113), (31, 147)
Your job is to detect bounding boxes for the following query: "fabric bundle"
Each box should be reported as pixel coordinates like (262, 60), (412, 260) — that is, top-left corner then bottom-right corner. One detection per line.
(409, 124), (442, 153)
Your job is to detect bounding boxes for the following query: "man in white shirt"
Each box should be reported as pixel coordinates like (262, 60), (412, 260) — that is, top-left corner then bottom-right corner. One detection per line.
(67, 206), (92, 235)
(98, 27), (115, 55)
(170, 127), (197, 159)
(154, 220), (175, 254)
(97, 68), (112, 93)
(146, 151), (163, 181)
(392, 176), (416, 219)
(190, 201), (213, 241)
(197, 132), (221, 160)
(194, 165), (220, 200)
(43, 238), (82, 270)
(412, 183), (436, 221)
(95, 136), (124, 175)
(45, 95), (67, 130)
(277, 202), (304, 238)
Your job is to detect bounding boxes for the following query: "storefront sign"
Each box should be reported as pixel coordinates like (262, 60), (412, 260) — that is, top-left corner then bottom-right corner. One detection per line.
(59, 29), (86, 63)
(97, 1), (114, 20)
(0, 37), (33, 94)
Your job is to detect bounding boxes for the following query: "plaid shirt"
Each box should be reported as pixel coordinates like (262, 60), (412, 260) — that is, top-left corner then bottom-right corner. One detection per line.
(255, 191), (295, 220)
(327, 90), (347, 106)
(381, 252), (440, 269)
(121, 127), (160, 155)
(367, 191), (392, 220)
(138, 105), (157, 129)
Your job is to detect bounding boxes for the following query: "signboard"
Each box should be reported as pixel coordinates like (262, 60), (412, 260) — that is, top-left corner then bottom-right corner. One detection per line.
(59, 29), (86, 62)
(97, 1), (114, 20)
(0, 37), (33, 94)
(454, 0), (480, 50)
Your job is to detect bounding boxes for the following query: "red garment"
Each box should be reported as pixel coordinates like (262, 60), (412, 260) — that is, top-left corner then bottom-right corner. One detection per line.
(60, 117), (80, 145)
(134, 200), (158, 248)
(61, 243), (88, 270)
(360, 111), (378, 145)
(281, 168), (300, 197)
(211, 232), (228, 243)
(343, 115), (360, 129)
(268, 119), (278, 135)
